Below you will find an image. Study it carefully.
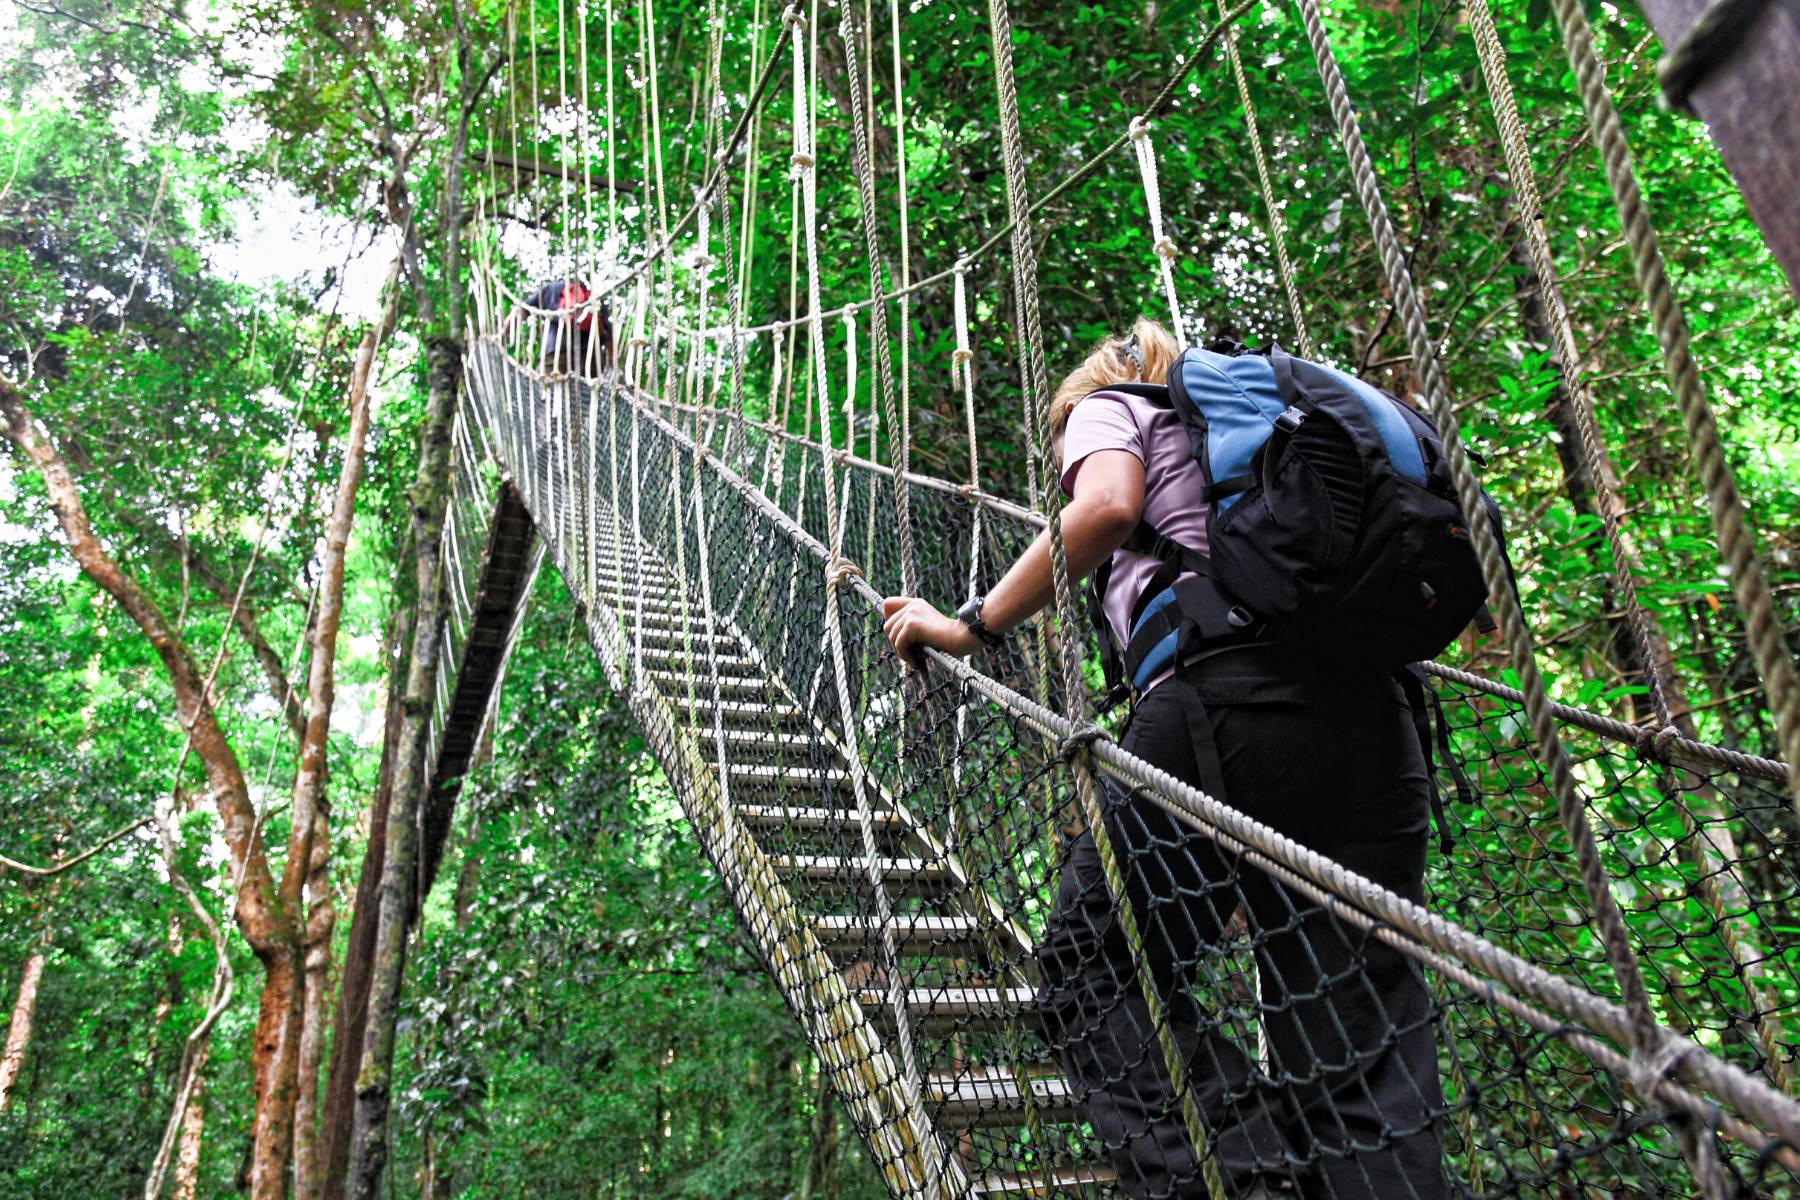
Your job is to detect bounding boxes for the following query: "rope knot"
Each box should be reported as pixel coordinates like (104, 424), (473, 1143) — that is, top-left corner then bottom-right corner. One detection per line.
(1127, 116), (1152, 143)
(628, 336), (649, 349)
(825, 556), (863, 589)
(951, 347), (974, 367)
(1633, 722), (1683, 763)
(781, 4), (803, 31)
(832, 447), (851, 464)
(1058, 724), (1108, 763)
(790, 151), (815, 171)
(953, 256), (973, 276)
(1153, 236), (1178, 260)
(1628, 1036), (1696, 1108)
(955, 483), (980, 501)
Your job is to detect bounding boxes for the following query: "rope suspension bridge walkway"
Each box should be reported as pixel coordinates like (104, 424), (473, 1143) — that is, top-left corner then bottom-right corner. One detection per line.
(416, 0), (1800, 1194)
(420, 338), (1800, 1196)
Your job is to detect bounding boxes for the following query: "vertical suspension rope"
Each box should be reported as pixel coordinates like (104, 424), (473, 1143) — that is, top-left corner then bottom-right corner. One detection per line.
(888, 0), (913, 485)
(984, 0), (1224, 1192)
(1541, 0), (1800, 810)
(1126, 117), (1187, 345)
(578, 0), (597, 377)
(605, 0), (617, 243)
(1464, 0), (1793, 1093)
(721, 0), (766, 467)
(1291, 0), (1728, 1189)
(837, 5), (918, 596)
(787, 12), (958, 1192)
(1220, 0), (1314, 359)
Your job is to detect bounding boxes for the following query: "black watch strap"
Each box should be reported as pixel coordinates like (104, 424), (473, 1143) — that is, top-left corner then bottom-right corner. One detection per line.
(955, 594), (1005, 649)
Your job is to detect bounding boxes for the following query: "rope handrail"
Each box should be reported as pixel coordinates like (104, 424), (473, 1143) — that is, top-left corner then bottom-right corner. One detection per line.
(646, 381), (1793, 784)
(462, 338), (1800, 1169)
(451, 0), (1800, 1187)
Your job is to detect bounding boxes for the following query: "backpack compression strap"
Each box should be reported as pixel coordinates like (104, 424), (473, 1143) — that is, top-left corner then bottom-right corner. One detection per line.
(1091, 521), (1260, 702)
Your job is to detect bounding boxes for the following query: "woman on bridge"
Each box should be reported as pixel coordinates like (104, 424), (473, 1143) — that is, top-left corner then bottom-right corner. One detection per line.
(881, 318), (1448, 1200)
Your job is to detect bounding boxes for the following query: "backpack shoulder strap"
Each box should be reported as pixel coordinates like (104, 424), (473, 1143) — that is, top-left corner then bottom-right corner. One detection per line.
(1086, 381), (1170, 405)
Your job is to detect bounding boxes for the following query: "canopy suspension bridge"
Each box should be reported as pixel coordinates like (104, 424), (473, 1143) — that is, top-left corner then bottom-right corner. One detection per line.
(419, 0), (1800, 1193)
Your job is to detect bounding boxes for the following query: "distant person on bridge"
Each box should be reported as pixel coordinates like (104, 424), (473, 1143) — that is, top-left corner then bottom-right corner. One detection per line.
(881, 317), (1449, 1200)
(514, 275), (613, 377)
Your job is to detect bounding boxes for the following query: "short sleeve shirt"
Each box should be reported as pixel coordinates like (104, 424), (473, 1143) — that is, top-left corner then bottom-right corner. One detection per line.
(1060, 388), (1210, 657)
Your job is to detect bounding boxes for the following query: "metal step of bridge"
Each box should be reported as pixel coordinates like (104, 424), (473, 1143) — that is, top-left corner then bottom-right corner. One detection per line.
(595, 574), (685, 599)
(857, 986), (1042, 1033)
(643, 670), (775, 699)
(726, 762), (846, 788)
(971, 1164), (1118, 1197)
(637, 643), (756, 670)
(710, 699), (805, 726)
(617, 623), (741, 650)
(926, 1066), (1083, 1126)
(772, 854), (956, 898)
(708, 727), (817, 758)
(735, 803), (908, 847)
(810, 914), (984, 958)
(632, 605), (736, 631)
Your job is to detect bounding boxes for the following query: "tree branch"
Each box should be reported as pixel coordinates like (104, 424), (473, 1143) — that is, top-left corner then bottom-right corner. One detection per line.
(182, 543), (308, 743)
(0, 380), (281, 950)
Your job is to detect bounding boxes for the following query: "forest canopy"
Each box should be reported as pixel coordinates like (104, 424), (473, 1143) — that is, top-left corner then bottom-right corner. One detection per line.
(0, 0), (1795, 1195)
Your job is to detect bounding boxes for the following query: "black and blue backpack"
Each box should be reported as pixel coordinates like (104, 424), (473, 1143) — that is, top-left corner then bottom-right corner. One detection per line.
(1088, 339), (1503, 848)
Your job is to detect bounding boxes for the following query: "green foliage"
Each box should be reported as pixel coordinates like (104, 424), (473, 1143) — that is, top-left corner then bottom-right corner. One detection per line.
(390, 577), (883, 1197)
(1, 0), (1797, 1193)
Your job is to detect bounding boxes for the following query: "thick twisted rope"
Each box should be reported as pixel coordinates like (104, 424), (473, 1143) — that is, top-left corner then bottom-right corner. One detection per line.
(1545, 0), (1800, 811)
(1294, 0), (1727, 1187)
(1465, 0), (1793, 1094)
(985, 0), (1225, 1190)
(837, 7), (918, 596)
(1219, 0), (1314, 359)
(888, 0), (914, 504)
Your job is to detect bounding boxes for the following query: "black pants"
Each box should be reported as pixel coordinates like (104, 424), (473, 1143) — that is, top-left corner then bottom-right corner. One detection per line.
(1036, 664), (1450, 1199)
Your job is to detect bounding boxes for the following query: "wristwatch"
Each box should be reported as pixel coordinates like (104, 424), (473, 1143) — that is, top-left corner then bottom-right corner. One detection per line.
(955, 594), (1006, 649)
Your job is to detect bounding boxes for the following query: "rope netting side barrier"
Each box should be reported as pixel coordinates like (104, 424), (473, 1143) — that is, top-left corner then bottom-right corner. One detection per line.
(426, 0), (1800, 1193)
(432, 332), (1800, 1197)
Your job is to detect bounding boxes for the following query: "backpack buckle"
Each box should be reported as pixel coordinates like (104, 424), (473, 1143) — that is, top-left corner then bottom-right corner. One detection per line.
(1226, 605), (1256, 628)
(1274, 405), (1307, 434)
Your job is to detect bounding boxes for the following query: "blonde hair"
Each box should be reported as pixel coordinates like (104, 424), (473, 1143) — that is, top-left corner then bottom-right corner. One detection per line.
(1049, 317), (1183, 439)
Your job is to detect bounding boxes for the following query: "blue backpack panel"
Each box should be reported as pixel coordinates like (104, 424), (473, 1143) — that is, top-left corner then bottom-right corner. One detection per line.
(1089, 342), (1502, 699)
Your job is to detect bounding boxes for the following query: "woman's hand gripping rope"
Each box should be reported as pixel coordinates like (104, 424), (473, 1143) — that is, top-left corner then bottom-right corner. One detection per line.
(882, 596), (981, 668)
(880, 447), (1147, 673)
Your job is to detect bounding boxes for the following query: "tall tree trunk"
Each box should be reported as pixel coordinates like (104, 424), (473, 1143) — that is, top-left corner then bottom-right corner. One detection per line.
(1506, 235), (1655, 697)
(0, 380), (298, 1196)
(287, 255), (400, 1200)
(291, 806), (334, 1200)
(0, 948), (45, 1115)
(318, 605), (411, 1200)
(248, 947), (302, 1197)
(346, 332), (463, 1199)
(346, 24), (481, 1180)
(172, 1046), (209, 1200)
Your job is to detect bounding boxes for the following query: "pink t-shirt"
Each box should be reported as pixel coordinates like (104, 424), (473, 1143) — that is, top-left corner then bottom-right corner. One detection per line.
(1060, 388), (1210, 661)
